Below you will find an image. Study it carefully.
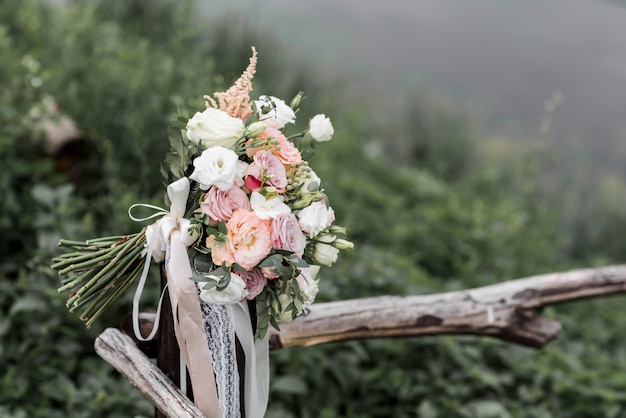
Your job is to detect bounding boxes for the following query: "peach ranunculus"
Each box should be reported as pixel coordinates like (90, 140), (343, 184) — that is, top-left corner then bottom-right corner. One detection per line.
(271, 213), (307, 257)
(264, 119), (302, 165)
(206, 235), (235, 267)
(200, 186), (251, 222)
(239, 268), (268, 300)
(244, 150), (288, 193)
(226, 210), (272, 270)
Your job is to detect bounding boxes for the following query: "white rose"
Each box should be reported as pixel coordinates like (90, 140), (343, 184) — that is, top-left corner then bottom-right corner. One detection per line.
(255, 95), (296, 128)
(296, 265), (321, 308)
(189, 146), (239, 191)
(277, 293), (296, 322)
(313, 243), (339, 267)
(199, 273), (248, 304)
(297, 201), (331, 238)
(308, 114), (334, 142)
(186, 108), (245, 149)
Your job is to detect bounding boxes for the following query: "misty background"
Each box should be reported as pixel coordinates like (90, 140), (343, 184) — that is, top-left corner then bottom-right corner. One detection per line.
(202, 0), (626, 168)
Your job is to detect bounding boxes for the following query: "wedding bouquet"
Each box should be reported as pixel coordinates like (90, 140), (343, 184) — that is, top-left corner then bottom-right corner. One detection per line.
(51, 47), (351, 417)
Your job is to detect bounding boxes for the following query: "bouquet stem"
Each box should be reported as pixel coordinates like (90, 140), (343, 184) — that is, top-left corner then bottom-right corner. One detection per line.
(52, 228), (148, 327)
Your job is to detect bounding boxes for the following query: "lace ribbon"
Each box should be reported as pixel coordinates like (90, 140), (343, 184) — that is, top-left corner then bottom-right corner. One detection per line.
(199, 297), (240, 417)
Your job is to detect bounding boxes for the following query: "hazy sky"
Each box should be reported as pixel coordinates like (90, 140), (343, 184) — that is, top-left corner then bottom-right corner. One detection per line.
(202, 0), (626, 159)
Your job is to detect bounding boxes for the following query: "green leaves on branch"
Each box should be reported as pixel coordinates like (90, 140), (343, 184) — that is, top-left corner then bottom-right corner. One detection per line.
(51, 229), (147, 328)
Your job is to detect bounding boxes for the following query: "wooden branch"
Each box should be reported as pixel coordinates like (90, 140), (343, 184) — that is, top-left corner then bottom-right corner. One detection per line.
(269, 264), (626, 349)
(94, 328), (205, 418)
(121, 265), (626, 351)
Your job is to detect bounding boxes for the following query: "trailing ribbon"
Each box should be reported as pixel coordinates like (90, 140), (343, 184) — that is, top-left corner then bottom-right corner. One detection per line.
(231, 302), (270, 418)
(130, 177), (220, 418)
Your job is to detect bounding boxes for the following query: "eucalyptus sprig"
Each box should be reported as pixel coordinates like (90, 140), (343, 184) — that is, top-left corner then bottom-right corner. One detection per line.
(51, 228), (147, 328)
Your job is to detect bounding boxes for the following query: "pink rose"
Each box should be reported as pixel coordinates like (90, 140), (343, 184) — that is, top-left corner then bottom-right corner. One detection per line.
(240, 269), (268, 300)
(200, 186), (251, 222)
(271, 214), (307, 257)
(260, 266), (280, 279)
(245, 150), (288, 193)
(226, 210), (273, 270)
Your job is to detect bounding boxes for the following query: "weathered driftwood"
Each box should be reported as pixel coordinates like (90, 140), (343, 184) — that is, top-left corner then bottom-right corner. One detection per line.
(94, 328), (205, 418)
(269, 264), (626, 349)
(122, 265), (626, 351)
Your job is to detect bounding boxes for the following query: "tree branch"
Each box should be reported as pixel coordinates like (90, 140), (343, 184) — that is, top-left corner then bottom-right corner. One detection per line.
(268, 264), (626, 349)
(94, 328), (205, 418)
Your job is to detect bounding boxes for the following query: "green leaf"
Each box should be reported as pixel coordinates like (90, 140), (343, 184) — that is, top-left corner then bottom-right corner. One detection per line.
(216, 272), (231, 291)
(288, 256), (309, 268)
(193, 253), (214, 273)
(189, 275), (209, 283)
(259, 254), (283, 268)
(202, 281), (217, 291)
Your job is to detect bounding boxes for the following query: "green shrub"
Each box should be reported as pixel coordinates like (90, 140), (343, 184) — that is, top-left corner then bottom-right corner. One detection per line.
(2, 0), (626, 417)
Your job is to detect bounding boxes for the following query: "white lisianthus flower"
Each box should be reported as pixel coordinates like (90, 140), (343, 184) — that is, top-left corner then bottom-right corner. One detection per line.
(189, 146), (240, 191)
(199, 273), (248, 304)
(255, 95), (296, 128)
(297, 201), (332, 238)
(313, 242), (339, 267)
(186, 108), (245, 149)
(250, 192), (291, 219)
(308, 114), (334, 142)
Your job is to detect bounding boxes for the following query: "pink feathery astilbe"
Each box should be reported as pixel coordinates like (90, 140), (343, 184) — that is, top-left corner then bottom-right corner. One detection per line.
(204, 47), (257, 121)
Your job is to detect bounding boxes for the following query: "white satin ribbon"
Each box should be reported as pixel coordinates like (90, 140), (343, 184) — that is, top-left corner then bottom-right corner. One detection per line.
(129, 177), (220, 418)
(231, 302), (270, 418)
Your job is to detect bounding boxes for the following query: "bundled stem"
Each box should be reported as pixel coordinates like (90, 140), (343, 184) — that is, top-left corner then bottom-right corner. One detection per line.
(52, 228), (148, 327)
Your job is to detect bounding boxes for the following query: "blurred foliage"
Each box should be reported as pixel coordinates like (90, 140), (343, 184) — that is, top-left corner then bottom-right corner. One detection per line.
(1, 0), (626, 417)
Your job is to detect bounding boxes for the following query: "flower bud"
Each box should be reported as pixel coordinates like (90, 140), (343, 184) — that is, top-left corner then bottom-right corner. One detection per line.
(244, 121), (267, 138)
(316, 233), (336, 244)
(291, 197), (313, 210)
(329, 225), (347, 235)
(332, 238), (354, 250)
(290, 91), (304, 110)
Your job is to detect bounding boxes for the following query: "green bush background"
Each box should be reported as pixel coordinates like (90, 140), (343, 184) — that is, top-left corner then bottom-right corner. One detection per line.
(2, 1), (626, 417)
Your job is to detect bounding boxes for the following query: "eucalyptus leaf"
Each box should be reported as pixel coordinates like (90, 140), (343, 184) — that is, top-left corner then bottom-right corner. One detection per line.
(193, 253), (214, 273)
(189, 275), (209, 283)
(216, 272), (231, 291)
(259, 254), (283, 268)
(202, 281), (217, 291)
